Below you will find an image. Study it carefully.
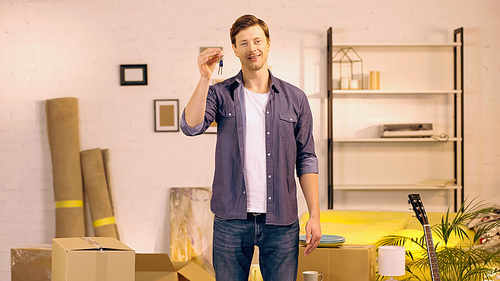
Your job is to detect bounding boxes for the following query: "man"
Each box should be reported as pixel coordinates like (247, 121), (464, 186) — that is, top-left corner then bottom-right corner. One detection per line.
(181, 14), (321, 280)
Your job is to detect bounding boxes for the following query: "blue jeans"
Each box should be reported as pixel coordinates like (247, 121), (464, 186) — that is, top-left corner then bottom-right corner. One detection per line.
(213, 213), (299, 281)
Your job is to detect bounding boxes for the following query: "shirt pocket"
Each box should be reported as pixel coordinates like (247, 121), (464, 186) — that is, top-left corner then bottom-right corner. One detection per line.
(279, 113), (297, 139)
(217, 108), (236, 135)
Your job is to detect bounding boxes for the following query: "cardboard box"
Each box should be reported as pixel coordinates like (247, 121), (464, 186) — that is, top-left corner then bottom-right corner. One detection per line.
(11, 245), (52, 281)
(297, 245), (376, 281)
(136, 253), (215, 281)
(52, 237), (135, 281)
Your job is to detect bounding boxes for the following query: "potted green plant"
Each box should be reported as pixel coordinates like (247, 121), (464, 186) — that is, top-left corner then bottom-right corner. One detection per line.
(376, 198), (500, 281)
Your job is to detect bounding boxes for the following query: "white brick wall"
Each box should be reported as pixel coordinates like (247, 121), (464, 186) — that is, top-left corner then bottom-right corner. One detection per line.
(2, 0), (500, 279)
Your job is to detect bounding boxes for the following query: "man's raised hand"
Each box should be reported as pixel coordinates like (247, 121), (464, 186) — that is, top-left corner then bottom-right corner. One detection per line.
(198, 48), (224, 79)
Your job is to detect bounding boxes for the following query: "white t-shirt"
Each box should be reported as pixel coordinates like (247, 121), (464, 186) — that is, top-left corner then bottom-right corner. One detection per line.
(244, 88), (270, 213)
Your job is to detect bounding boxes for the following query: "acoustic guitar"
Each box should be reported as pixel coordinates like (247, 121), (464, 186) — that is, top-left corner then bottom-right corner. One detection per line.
(408, 194), (441, 281)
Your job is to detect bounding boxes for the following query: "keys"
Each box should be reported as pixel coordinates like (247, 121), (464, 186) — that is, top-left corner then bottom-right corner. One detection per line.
(217, 57), (223, 75)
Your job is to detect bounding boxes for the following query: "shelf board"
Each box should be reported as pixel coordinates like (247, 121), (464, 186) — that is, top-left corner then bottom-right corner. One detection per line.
(332, 42), (462, 47)
(333, 184), (462, 190)
(332, 90), (462, 95)
(334, 137), (461, 142)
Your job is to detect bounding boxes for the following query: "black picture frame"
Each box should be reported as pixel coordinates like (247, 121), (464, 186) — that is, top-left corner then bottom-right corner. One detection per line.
(120, 64), (148, 86)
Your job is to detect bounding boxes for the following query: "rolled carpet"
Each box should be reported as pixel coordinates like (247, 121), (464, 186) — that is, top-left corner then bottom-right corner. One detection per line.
(45, 97), (85, 237)
(101, 149), (120, 240)
(81, 148), (118, 238)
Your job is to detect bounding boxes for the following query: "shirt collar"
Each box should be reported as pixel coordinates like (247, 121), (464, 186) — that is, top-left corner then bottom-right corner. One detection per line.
(230, 70), (281, 94)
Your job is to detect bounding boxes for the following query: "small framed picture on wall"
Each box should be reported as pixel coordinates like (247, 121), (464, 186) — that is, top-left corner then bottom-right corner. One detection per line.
(154, 99), (179, 132)
(120, 64), (148, 86)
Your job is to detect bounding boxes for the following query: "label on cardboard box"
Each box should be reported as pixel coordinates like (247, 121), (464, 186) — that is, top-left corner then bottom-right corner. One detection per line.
(52, 237), (135, 281)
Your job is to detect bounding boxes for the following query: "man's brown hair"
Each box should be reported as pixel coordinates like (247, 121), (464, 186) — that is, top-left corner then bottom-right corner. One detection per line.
(230, 14), (270, 46)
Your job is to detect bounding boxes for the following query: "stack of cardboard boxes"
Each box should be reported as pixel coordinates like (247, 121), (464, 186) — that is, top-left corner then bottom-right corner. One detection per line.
(11, 237), (215, 281)
(12, 238), (376, 281)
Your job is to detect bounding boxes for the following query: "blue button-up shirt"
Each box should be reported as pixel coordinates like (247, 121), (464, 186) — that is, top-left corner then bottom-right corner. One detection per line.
(181, 70), (318, 226)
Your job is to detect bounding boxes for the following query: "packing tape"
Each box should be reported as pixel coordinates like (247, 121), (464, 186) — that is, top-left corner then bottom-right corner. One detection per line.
(80, 237), (107, 281)
(93, 216), (116, 228)
(81, 237), (105, 253)
(96, 248), (107, 281)
(55, 200), (84, 208)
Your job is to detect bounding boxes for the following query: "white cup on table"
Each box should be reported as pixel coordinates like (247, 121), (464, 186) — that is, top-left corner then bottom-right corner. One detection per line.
(303, 271), (324, 281)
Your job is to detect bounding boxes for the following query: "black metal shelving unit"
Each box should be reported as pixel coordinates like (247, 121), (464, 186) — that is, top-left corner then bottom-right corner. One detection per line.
(454, 28), (465, 212)
(326, 27), (465, 211)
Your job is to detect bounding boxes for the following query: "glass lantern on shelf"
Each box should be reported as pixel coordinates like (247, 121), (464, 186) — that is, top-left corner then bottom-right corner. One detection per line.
(332, 47), (363, 90)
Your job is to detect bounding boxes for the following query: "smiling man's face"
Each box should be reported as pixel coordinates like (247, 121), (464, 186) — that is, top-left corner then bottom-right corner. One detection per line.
(232, 24), (271, 72)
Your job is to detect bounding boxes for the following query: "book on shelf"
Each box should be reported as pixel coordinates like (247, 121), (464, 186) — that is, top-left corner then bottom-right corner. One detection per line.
(416, 179), (456, 187)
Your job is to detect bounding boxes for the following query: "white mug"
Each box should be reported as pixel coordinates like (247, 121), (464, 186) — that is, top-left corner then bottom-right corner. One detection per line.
(303, 271), (324, 281)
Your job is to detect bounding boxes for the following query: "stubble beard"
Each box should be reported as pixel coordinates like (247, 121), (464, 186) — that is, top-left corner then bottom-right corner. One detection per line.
(244, 52), (267, 72)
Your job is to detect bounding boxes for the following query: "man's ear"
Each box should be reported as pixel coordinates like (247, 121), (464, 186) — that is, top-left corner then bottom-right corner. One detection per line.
(267, 38), (271, 52)
(232, 44), (238, 56)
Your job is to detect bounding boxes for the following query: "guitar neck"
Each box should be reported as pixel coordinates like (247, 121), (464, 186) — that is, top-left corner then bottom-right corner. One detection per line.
(423, 224), (441, 281)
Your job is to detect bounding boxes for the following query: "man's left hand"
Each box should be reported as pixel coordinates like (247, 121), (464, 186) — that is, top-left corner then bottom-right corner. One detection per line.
(303, 215), (321, 256)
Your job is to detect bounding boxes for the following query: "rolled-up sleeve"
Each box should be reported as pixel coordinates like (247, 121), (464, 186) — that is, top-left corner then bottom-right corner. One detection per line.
(180, 85), (219, 136)
(180, 109), (204, 136)
(296, 156), (318, 176)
